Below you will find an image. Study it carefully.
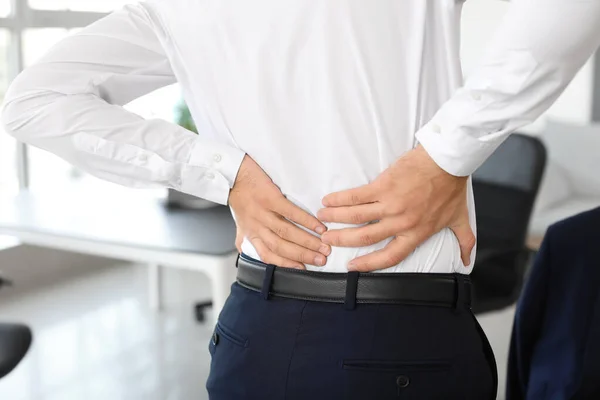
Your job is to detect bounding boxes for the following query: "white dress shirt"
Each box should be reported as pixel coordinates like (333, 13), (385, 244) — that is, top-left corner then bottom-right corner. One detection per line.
(3, 0), (600, 274)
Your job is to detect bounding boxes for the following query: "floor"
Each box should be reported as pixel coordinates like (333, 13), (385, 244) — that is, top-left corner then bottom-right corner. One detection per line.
(0, 263), (516, 400)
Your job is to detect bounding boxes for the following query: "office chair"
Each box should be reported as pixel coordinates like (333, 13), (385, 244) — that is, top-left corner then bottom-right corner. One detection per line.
(470, 133), (547, 314)
(0, 275), (32, 379)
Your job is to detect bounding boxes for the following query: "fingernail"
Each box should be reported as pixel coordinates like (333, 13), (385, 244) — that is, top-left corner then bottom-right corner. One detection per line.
(319, 244), (330, 255)
(314, 255), (326, 266)
(321, 234), (331, 245)
(316, 226), (326, 234)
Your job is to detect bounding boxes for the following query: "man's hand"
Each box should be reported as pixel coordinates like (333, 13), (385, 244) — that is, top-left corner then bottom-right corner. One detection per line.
(229, 155), (331, 269)
(317, 145), (475, 272)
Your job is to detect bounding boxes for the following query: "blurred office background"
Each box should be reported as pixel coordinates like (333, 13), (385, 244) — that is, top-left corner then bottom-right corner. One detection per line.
(0, 1), (599, 399)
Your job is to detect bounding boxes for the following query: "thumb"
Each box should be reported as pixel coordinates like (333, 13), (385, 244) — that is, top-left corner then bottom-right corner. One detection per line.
(449, 211), (476, 267)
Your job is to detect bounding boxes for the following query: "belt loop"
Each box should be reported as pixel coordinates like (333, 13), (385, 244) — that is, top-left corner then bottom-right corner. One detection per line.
(454, 275), (465, 313)
(345, 271), (360, 311)
(261, 264), (276, 300)
(464, 278), (472, 309)
(235, 254), (240, 269)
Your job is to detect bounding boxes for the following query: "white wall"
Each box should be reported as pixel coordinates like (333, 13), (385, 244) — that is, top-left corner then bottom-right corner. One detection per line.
(460, 0), (594, 132)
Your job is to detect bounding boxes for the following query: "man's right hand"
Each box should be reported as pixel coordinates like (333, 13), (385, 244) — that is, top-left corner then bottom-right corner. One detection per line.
(318, 145), (474, 272)
(228, 155), (331, 269)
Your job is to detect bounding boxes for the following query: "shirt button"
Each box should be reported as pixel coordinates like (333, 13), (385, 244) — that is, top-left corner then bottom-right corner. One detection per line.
(396, 375), (410, 388)
(138, 153), (148, 162)
(471, 92), (482, 101)
(206, 172), (215, 180)
(212, 332), (219, 346)
(431, 123), (441, 134)
(213, 154), (222, 163)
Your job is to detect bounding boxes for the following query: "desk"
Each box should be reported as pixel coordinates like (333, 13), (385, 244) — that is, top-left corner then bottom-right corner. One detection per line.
(0, 190), (238, 315)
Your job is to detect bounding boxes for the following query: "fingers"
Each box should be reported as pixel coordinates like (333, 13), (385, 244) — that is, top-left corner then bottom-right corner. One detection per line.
(347, 234), (422, 272)
(267, 214), (331, 256)
(317, 203), (384, 225)
(273, 197), (328, 234)
(250, 237), (306, 270)
(347, 216), (476, 272)
(321, 183), (378, 207)
(449, 213), (476, 267)
(248, 223), (327, 266)
(320, 219), (398, 247)
(260, 228), (328, 266)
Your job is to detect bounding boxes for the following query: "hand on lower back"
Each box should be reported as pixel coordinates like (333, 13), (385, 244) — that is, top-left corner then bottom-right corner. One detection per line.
(317, 145), (475, 272)
(229, 155), (331, 269)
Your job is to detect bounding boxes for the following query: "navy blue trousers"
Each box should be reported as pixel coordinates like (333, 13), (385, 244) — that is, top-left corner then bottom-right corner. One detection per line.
(207, 260), (497, 400)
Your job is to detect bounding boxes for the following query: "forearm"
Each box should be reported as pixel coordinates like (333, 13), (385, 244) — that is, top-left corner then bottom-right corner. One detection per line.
(2, 88), (244, 204)
(416, 0), (600, 176)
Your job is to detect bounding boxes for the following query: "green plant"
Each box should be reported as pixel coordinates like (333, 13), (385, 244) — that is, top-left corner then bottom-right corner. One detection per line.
(175, 100), (198, 134)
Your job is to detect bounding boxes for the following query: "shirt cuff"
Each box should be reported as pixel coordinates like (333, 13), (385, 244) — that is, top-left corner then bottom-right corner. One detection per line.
(415, 122), (498, 177)
(179, 135), (246, 205)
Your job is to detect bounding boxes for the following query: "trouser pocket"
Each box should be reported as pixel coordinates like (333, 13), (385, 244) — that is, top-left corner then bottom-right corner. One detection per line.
(206, 321), (249, 398)
(469, 311), (499, 399)
(342, 359), (454, 399)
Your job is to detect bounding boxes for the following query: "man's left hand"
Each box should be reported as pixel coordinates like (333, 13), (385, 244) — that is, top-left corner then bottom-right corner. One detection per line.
(317, 145), (475, 272)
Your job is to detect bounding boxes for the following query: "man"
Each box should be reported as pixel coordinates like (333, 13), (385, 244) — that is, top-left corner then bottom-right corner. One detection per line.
(3, 0), (600, 398)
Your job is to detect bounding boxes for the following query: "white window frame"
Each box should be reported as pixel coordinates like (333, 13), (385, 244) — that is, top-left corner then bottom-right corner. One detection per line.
(0, 0), (108, 190)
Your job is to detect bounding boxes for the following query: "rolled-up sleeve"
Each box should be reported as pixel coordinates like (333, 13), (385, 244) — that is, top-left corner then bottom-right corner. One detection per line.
(416, 0), (600, 176)
(1, 2), (245, 205)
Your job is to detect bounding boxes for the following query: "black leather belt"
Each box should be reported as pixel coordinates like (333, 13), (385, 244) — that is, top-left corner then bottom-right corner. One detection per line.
(236, 254), (472, 308)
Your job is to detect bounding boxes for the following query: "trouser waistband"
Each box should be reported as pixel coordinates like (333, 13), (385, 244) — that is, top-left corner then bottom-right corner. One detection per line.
(236, 253), (471, 310)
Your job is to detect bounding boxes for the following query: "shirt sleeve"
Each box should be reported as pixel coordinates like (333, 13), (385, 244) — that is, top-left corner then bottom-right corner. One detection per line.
(1, 2), (245, 205)
(415, 0), (600, 177)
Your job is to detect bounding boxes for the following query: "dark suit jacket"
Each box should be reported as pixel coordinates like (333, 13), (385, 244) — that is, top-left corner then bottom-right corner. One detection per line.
(507, 207), (600, 399)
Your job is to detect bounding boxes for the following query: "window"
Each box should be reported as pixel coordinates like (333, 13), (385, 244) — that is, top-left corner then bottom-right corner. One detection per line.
(0, 29), (10, 107)
(0, 29), (18, 196)
(0, 0), (10, 17)
(28, 0), (133, 12)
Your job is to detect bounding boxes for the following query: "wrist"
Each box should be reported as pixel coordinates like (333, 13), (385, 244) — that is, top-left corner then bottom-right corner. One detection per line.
(413, 145), (465, 180)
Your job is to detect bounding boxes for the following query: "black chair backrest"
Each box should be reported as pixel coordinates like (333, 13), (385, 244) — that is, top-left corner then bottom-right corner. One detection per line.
(0, 323), (32, 379)
(473, 133), (547, 252)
